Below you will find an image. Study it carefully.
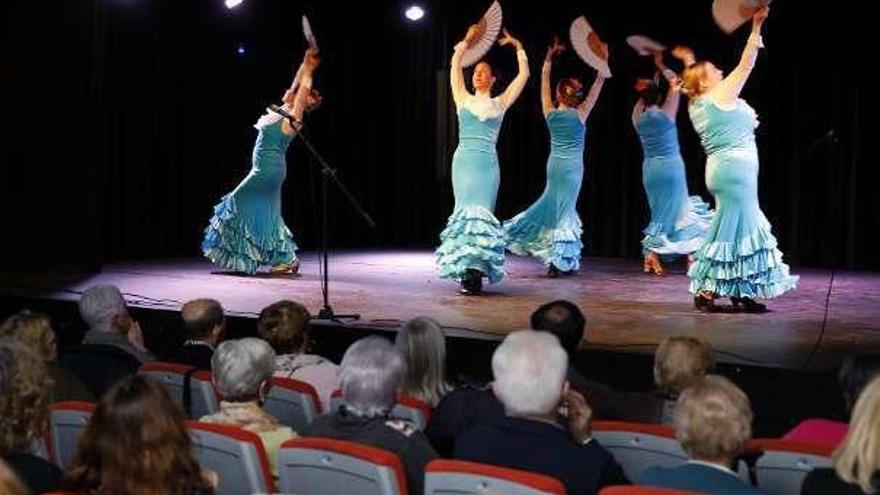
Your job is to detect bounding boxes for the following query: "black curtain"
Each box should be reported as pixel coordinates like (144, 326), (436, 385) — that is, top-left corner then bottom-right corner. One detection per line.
(2, 0), (876, 271)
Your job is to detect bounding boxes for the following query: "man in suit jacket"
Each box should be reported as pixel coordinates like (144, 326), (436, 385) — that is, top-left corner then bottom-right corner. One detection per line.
(454, 331), (628, 495)
(640, 375), (762, 495)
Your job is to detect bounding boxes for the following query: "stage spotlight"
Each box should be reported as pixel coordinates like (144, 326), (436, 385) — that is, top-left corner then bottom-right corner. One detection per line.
(236, 43), (246, 56)
(404, 5), (425, 21)
(225, 0), (244, 9)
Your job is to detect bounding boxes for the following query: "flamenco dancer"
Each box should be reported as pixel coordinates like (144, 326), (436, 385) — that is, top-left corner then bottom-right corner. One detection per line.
(680, 6), (797, 312)
(202, 48), (322, 275)
(503, 37), (605, 278)
(435, 25), (529, 294)
(634, 49), (712, 275)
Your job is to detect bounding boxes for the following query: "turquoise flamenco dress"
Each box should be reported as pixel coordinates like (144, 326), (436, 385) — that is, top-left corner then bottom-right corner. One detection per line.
(686, 97), (798, 299)
(503, 108), (586, 272)
(202, 118), (298, 274)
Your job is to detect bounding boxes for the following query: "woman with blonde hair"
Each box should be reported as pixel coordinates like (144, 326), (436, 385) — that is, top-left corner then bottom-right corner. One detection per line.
(395, 317), (452, 407)
(62, 375), (216, 495)
(801, 375), (880, 494)
(680, 6), (797, 313)
(652, 336), (716, 425)
(641, 375), (760, 495)
(0, 310), (93, 402)
(0, 339), (60, 494)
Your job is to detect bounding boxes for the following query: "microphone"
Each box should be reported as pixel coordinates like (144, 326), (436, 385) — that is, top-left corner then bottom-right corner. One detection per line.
(267, 104), (301, 124)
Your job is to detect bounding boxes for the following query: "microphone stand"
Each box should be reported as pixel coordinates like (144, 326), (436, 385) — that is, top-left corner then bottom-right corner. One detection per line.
(268, 105), (376, 321)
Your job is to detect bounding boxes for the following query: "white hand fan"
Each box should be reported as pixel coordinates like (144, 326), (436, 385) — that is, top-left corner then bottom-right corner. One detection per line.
(459, 1), (503, 68)
(626, 34), (666, 56)
(570, 16), (612, 78)
(712, 0), (772, 34)
(302, 15), (318, 49)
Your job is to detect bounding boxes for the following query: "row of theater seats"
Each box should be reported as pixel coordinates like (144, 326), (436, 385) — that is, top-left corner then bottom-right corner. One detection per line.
(37, 362), (835, 495)
(137, 362), (433, 431)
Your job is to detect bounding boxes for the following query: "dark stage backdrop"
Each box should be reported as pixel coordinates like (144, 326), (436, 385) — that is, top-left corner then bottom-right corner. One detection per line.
(2, 0), (876, 271)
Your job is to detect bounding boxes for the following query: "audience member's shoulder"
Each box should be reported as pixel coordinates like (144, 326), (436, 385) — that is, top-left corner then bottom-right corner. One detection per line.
(2, 452), (62, 493)
(638, 464), (672, 484)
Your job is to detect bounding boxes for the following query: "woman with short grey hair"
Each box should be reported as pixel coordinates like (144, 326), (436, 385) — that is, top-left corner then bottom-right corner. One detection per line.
(640, 375), (760, 495)
(306, 336), (437, 495)
(200, 338), (296, 480)
(395, 317), (452, 407)
(338, 336), (406, 417)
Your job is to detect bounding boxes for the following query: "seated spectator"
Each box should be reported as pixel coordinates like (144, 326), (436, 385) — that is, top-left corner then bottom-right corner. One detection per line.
(0, 339), (61, 494)
(650, 336), (716, 425)
(531, 300), (635, 420)
(784, 353), (880, 447)
(62, 375), (216, 495)
(640, 375), (760, 495)
(801, 374), (880, 495)
(173, 298), (225, 370)
(1, 309), (93, 402)
(199, 338), (295, 479)
(60, 284), (154, 397)
(425, 382), (505, 458)
(454, 330), (628, 495)
(257, 300), (338, 412)
(306, 336), (437, 495)
(395, 317), (452, 407)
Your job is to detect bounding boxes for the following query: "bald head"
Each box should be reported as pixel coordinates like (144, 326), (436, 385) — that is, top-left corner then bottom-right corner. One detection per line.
(181, 299), (225, 343)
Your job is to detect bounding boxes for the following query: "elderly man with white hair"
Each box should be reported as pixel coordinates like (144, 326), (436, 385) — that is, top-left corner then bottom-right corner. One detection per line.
(200, 338), (296, 480)
(77, 284), (154, 362)
(305, 336), (437, 495)
(59, 284), (155, 397)
(454, 330), (628, 494)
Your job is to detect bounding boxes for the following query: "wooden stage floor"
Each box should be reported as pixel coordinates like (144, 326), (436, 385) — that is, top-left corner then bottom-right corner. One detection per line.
(2, 250), (878, 370)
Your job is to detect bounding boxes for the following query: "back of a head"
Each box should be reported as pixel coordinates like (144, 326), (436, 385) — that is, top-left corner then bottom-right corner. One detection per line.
(395, 317), (450, 406)
(492, 330), (568, 417)
(530, 300), (586, 354)
(681, 61), (711, 99)
(0, 339), (50, 455)
(78, 284), (127, 331)
(834, 375), (880, 493)
(63, 375), (212, 495)
(674, 375), (752, 462)
(838, 353), (880, 413)
(0, 309), (54, 361)
(181, 299), (224, 341)
(339, 336), (404, 417)
(257, 300), (311, 355)
(212, 338), (276, 400)
(654, 336), (715, 396)
(635, 79), (662, 107)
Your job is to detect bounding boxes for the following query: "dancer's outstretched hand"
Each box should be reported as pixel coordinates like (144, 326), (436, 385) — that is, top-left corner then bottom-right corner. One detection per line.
(753, 5), (770, 28)
(498, 28), (523, 51)
(304, 47), (320, 72)
(546, 36), (565, 60)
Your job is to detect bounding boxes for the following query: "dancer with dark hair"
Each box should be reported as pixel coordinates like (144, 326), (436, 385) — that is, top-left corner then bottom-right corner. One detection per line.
(634, 50), (712, 275)
(436, 24), (529, 294)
